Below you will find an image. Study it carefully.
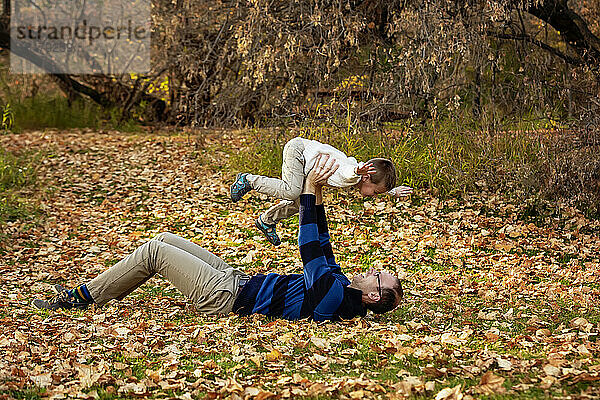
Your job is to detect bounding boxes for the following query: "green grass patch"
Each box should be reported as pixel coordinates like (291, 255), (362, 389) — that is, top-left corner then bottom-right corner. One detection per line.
(229, 129), (285, 177)
(9, 96), (105, 132)
(0, 148), (37, 191)
(0, 78), (142, 132)
(0, 148), (41, 225)
(227, 121), (600, 218)
(0, 192), (40, 223)
(0, 388), (46, 400)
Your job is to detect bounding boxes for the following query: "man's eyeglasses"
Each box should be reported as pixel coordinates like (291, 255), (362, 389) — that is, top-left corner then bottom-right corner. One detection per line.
(375, 271), (382, 300)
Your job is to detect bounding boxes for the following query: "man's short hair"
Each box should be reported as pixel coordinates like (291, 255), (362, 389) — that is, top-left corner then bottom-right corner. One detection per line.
(365, 278), (403, 314)
(367, 158), (396, 191)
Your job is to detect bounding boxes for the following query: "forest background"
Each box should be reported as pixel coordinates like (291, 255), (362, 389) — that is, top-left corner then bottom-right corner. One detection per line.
(0, 1), (599, 399)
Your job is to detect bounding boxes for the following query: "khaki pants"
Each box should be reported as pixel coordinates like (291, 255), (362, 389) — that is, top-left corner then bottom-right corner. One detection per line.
(87, 233), (248, 315)
(245, 137), (304, 225)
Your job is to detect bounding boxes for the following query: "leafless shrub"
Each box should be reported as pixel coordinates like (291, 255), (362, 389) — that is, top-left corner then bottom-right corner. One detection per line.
(146, 0), (600, 129)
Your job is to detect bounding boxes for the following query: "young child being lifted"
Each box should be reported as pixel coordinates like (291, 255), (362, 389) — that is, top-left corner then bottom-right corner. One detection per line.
(230, 136), (413, 245)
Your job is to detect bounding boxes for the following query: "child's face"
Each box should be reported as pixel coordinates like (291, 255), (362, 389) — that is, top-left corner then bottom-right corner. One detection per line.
(358, 177), (388, 197)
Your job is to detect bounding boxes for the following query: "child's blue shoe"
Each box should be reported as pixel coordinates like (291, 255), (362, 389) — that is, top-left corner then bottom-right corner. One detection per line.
(255, 216), (281, 246)
(230, 173), (252, 202)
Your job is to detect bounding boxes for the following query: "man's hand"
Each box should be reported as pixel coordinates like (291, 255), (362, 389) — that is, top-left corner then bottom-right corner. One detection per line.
(303, 154), (339, 195)
(355, 162), (376, 176)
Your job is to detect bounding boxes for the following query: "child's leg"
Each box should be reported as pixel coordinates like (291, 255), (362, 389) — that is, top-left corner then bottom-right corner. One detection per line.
(261, 199), (300, 226)
(245, 137), (305, 200)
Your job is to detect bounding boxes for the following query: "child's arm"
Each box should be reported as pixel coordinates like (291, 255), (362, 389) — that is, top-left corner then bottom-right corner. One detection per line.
(335, 159), (375, 185)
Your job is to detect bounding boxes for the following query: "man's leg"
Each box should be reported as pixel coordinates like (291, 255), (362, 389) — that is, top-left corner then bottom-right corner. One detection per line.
(86, 237), (246, 314)
(245, 137), (306, 200)
(260, 198), (300, 226)
(153, 232), (231, 272)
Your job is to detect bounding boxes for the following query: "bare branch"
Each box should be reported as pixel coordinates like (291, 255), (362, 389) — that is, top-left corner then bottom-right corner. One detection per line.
(487, 31), (584, 67)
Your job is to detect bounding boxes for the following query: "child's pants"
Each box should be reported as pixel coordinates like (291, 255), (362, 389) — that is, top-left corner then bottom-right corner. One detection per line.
(86, 233), (249, 314)
(245, 137), (305, 225)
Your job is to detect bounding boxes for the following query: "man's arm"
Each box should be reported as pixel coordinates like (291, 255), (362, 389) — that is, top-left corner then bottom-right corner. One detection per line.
(298, 193), (326, 285)
(315, 202), (343, 275)
(299, 168), (331, 285)
(299, 155), (348, 320)
(310, 156), (343, 274)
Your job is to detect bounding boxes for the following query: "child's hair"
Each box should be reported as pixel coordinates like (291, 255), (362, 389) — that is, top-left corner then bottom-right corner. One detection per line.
(367, 158), (396, 191)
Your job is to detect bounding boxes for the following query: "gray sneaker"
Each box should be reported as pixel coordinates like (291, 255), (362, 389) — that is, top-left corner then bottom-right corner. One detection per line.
(53, 284), (67, 294)
(32, 290), (90, 311)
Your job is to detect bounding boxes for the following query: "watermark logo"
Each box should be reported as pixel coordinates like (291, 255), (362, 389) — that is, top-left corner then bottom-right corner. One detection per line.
(10, 0), (150, 74)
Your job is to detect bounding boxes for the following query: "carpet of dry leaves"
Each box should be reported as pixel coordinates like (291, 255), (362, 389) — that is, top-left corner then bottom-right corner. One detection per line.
(1, 129), (599, 400)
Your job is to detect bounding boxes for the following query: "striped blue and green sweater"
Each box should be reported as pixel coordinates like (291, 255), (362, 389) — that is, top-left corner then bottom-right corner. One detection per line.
(232, 194), (366, 321)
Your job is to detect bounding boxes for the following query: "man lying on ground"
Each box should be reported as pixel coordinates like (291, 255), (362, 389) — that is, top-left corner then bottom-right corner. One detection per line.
(33, 155), (403, 321)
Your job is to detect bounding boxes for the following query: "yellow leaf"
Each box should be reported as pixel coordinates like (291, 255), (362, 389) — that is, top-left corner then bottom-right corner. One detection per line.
(266, 348), (282, 362)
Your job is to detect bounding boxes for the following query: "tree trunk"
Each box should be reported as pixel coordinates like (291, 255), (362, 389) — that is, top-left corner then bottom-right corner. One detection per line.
(526, 0), (600, 78)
